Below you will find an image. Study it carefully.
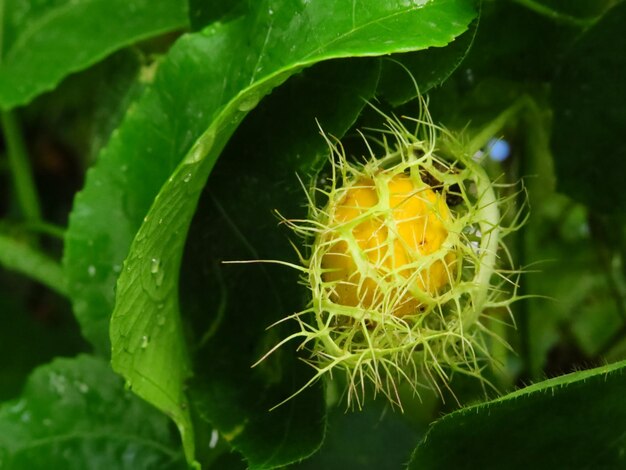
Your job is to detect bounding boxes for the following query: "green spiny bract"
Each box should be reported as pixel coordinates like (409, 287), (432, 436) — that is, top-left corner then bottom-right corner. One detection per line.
(259, 108), (523, 410)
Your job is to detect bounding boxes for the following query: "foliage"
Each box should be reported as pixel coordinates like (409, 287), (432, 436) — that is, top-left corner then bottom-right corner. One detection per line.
(1, 0), (625, 468)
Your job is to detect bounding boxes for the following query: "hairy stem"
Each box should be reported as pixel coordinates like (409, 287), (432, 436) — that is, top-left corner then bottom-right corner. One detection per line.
(463, 160), (500, 327)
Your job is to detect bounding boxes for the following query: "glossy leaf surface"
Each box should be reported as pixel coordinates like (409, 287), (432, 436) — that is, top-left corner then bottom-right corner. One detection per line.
(0, 0), (188, 110)
(410, 360), (626, 469)
(0, 355), (184, 469)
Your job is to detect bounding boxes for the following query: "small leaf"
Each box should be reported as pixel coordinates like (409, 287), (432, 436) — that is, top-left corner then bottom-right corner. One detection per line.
(409, 360), (626, 469)
(0, 0), (188, 110)
(0, 355), (185, 469)
(551, 1), (626, 215)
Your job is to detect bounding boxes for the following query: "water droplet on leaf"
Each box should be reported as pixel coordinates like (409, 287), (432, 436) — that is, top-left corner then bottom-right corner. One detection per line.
(238, 93), (261, 112)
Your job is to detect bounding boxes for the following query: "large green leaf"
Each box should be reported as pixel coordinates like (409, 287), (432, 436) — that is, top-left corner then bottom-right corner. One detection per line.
(182, 57), (379, 468)
(0, 355), (185, 469)
(64, 0), (477, 465)
(409, 359), (626, 469)
(551, 1), (626, 215)
(0, 0), (188, 110)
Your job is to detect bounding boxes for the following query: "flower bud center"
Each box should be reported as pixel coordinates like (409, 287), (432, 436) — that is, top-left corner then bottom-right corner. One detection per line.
(322, 173), (456, 316)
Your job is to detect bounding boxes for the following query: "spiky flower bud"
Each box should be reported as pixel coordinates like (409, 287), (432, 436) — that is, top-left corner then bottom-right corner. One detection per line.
(260, 107), (522, 409)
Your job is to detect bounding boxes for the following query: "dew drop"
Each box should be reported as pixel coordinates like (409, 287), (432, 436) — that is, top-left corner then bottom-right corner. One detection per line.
(141, 335), (150, 349)
(150, 258), (160, 274)
(8, 400), (26, 415)
(238, 93), (261, 112)
(150, 257), (165, 287)
(185, 130), (215, 164)
(183, 173), (192, 183)
(87, 265), (96, 277)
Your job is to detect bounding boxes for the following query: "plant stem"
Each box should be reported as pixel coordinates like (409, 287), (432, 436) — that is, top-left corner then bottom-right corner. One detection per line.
(1, 111), (42, 223)
(25, 221), (66, 240)
(467, 97), (545, 378)
(510, 0), (597, 28)
(467, 98), (527, 156)
(0, 232), (67, 297)
(463, 159), (501, 328)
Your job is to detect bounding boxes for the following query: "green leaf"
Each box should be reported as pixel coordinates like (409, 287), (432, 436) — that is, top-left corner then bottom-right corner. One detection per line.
(0, 274), (86, 401)
(409, 359), (626, 469)
(63, 0), (477, 465)
(182, 57), (379, 468)
(0, 0), (188, 110)
(187, 0), (247, 32)
(294, 400), (423, 470)
(378, 14), (477, 105)
(551, 1), (626, 215)
(0, 354), (185, 469)
(84, 50), (147, 165)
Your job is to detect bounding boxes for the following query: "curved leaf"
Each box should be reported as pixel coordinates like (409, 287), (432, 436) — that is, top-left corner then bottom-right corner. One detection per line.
(378, 13), (478, 105)
(409, 360), (626, 469)
(0, 0), (188, 110)
(64, 0), (478, 465)
(183, 57), (379, 468)
(0, 355), (185, 469)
